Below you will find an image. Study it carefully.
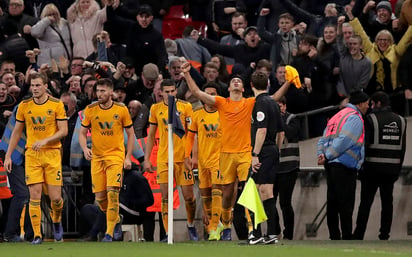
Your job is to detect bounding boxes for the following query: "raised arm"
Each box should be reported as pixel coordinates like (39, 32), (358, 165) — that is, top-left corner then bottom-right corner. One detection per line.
(181, 62), (216, 106)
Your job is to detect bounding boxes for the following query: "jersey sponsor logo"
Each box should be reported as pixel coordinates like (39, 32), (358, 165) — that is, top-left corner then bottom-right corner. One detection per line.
(31, 116), (46, 124)
(98, 121), (114, 129)
(98, 121), (114, 135)
(31, 116), (47, 131)
(204, 124), (219, 138)
(203, 124), (219, 132)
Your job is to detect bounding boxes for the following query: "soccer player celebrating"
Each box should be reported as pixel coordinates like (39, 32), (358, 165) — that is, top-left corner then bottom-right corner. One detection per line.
(182, 62), (291, 240)
(185, 82), (223, 240)
(4, 72), (68, 244)
(79, 78), (135, 242)
(144, 79), (198, 241)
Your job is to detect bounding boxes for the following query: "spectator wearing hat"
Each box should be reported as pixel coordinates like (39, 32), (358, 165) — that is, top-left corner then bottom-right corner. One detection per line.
(357, 0), (402, 42)
(106, 2), (168, 76)
(317, 90), (369, 240)
(124, 63), (161, 104)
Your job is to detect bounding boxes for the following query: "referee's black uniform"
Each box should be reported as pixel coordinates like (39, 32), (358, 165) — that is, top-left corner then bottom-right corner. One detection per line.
(251, 93), (283, 184)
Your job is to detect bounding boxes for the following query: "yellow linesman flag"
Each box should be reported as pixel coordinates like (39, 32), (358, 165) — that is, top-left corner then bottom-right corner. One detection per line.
(237, 178), (267, 229)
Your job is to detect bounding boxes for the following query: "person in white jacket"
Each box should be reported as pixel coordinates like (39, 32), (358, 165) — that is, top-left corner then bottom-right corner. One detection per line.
(66, 0), (107, 58)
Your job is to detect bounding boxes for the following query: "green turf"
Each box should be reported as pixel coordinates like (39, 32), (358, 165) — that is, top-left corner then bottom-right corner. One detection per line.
(2, 240), (412, 257)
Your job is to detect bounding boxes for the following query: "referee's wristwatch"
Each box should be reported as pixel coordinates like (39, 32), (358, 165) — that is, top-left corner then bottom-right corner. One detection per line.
(252, 152), (259, 157)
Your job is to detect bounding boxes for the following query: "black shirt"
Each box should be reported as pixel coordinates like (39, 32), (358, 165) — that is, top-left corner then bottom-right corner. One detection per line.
(251, 93), (283, 147)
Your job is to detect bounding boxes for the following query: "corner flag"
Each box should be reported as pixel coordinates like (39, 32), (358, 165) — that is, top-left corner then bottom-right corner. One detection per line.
(237, 178), (267, 229)
(168, 95), (185, 138)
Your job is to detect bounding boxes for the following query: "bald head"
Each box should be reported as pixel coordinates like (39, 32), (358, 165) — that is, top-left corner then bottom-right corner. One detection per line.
(128, 100), (142, 119)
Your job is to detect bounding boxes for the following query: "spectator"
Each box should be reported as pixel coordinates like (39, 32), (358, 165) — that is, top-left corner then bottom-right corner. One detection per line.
(210, 0), (237, 36)
(315, 24), (340, 106)
(2, 73), (17, 88)
(23, 0), (62, 18)
(289, 33), (319, 106)
(86, 31), (118, 65)
(0, 61), (16, 77)
(210, 54), (230, 84)
(60, 92), (78, 169)
(317, 90), (369, 240)
(165, 38), (177, 58)
(198, 26), (271, 76)
(70, 57), (85, 76)
(219, 12), (247, 65)
(202, 62), (228, 97)
(106, 3), (168, 76)
(176, 26), (211, 67)
(31, 3), (72, 66)
(67, 0), (107, 58)
(336, 16), (371, 97)
(112, 58), (138, 89)
(347, 8), (412, 114)
(133, 78), (163, 139)
(353, 91), (406, 240)
(358, 1), (402, 42)
(125, 63), (160, 104)
(0, 0), (39, 49)
(0, 83), (16, 137)
(0, 21), (30, 73)
(257, 10), (300, 68)
(113, 86), (126, 103)
(341, 22), (354, 44)
(279, 0), (338, 37)
(168, 56), (202, 109)
(269, 65), (308, 114)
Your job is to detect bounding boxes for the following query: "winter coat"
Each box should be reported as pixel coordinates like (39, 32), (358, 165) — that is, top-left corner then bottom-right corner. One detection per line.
(31, 17), (72, 66)
(66, 1), (106, 58)
(350, 18), (412, 91)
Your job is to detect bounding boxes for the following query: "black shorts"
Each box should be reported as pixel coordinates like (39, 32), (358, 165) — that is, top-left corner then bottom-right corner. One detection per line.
(252, 145), (279, 184)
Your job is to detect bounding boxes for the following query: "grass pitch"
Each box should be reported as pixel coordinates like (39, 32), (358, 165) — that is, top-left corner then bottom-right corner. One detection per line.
(2, 240), (412, 257)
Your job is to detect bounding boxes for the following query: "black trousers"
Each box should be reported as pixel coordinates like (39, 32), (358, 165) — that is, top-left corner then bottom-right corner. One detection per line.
(353, 171), (398, 240)
(273, 169), (298, 239)
(325, 163), (357, 240)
